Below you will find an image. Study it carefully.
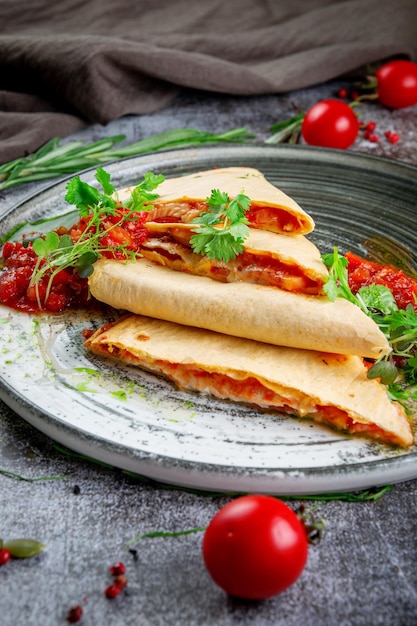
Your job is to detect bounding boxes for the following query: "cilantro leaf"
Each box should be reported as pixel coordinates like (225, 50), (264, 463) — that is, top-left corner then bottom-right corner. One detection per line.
(357, 284), (398, 314)
(64, 172), (116, 216)
(125, 172), (165, 212)
(95, 166), (115, 196)
(226, 192), (250, 222)
(208, 189), (229, 206)
(190, 190), (250, 262)
(322, 248), (358, 306)
(65, 177), (102, 214)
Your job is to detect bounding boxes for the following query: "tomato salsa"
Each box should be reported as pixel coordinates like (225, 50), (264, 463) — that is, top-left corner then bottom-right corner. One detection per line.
(0, 207), (149, 313)
(0, 240), (92, 313)
(345, 251), (417, 310)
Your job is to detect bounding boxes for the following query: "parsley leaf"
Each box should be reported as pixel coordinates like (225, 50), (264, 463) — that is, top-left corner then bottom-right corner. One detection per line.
(190, 190), (251, 262)
(322, 248), (359, 307)
(357, 283), (398, 314)
(95, 166), (116, 196)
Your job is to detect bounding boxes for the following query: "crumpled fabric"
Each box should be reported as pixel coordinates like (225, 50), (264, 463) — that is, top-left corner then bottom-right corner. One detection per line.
(1, 0), (416, 163)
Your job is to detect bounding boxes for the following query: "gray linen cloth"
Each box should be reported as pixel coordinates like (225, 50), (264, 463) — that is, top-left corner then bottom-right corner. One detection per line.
(1, 0), (416, 163)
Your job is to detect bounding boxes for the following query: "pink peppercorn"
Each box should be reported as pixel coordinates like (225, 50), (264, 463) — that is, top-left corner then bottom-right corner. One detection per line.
(66, 605), (83, 623)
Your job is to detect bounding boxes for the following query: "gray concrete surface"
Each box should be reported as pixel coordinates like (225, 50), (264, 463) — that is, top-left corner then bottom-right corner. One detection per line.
(1, 82), (417, 625)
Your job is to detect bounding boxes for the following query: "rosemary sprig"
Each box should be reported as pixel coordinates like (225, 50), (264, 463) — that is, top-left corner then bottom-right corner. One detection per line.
(264, 113), (305, 144)
(53, 443), (394, 503)
(125, 527), (207, 547)
(281, 485), (393, 502)
(0, 127), (253, 191)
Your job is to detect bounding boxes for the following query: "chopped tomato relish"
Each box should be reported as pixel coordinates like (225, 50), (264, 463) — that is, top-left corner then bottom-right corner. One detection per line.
(345, 251), (417, 310)
(70, 207), (149, 260)
(0, 207), (149, 313)
(0, 241), (91, 313)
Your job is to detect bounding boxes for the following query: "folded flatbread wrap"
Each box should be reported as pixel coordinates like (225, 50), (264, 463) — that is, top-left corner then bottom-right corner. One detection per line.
(88, 259), (390, 358)
(84, 315), (413, 448)
(140, 225), (329, 294)
(118, 167), (315, 235)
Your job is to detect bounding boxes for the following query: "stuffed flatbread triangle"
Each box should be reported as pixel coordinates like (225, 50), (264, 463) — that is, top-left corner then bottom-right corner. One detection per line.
(88, 258), (390, 359)
(118, 167), (315, 235)
(84, 314), (413, 448)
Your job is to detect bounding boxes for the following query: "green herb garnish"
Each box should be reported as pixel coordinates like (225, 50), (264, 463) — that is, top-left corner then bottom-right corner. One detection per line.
(29, 167), (164, 308)
(0, 128), (253, 191)
(0, 468), (66, 482)
(322, 247), (358, 306)
(190, 189), (251, 262)
(125, 527), (207, 547)
(323, 247), (417, 385)
(265, 113), (305, 144)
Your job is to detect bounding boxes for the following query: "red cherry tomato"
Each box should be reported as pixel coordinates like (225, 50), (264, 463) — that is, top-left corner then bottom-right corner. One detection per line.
(202, 494), (308, 600)
(301, 99), (359, 149)
(375, 60), (417, 109)
(0, 548), (11, 566)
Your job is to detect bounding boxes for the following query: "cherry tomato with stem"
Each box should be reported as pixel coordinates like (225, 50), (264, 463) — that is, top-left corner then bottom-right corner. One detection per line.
(375, 60), (417, 109)
(202, 494), (308, 600)
(301, 99), (359, 149)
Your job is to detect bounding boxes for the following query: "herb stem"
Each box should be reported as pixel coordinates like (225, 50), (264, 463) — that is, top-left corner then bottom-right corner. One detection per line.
(0, 468), (66, 482)
(125, 527), (207, 547)
(0, 128), (253, 191)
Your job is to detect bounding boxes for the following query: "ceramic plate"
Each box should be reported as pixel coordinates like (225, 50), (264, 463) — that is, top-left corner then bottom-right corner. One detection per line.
(1, 145), (416, 495)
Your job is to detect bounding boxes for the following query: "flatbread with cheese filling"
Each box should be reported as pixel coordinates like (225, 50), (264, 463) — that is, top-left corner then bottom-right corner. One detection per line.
(84, 314), (413, 448)
(140, 225), (328, 294)
(88, 258), (391, 358)
(118, 167), (315, 235)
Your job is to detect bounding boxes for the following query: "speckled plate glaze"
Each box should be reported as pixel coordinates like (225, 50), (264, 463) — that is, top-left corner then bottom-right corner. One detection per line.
(1, 145), (417, 495)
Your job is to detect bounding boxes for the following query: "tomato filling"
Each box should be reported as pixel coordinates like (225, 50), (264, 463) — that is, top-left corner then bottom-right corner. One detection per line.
(346, 251), (417, 310)
(102, 344), (401, 446)
(246, 205), (303, 233)
(70, 208), (149, 259)
(142, 233), (321, 293)
(234, 252), (318, 292)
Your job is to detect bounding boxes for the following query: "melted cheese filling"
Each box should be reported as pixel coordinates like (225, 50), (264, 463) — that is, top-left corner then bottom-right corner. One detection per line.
(100, 344), (402, 446)
(140, 238), (320, 293)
